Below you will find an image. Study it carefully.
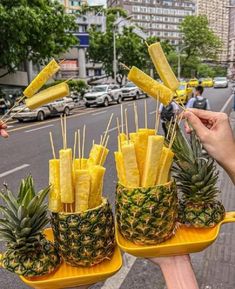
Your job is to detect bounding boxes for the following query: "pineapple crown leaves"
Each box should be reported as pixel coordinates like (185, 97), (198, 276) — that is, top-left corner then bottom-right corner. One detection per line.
(171, 125), (220, 202)
(0, 176), (50, 246)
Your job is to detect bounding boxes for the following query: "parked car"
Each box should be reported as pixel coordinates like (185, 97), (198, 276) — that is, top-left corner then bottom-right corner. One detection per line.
(11, 97), (75, 122)
(174, 82), (193, 104)
(121, 82), (147, 100)
(214, 77), (229, 88)
(188, 78), (199, 87)
(84, 84), (122, 107)
(199, 78), (214, 87)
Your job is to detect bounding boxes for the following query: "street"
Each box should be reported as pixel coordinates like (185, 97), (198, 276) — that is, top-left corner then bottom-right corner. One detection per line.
(0, 86), (234, 289)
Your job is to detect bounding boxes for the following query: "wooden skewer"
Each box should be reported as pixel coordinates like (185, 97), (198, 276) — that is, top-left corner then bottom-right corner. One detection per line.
(119, 63), (130, 71)
(92, 139), (95, 146)
(121, 104), (124, 134)
(0, 95), (26, 121)
(100, 135), (103, 145)
(63, 115), (67, 149)
(145, 41), (150, 47)
(4, 106), (26, 123)
(134, 102), (139, 132)
(125, 108), (129, 142)
(49, 132), (56, 159)
(102, 113), (113, 146)
(100, 135), (110, 165)
(59, 59), (66, 65)
(82, 125), (86, 160)
(169, 131), (176, 149)
(166, 117), (173, 141)
(144, 99), (148, 129)
(155, 98), (160, 134)
(77, 129), (81, 169)
(116, 117), (121, 135)
(60, 115), (65, 149)
(170, 115), (178, 146)
(73, 131), (77, 159)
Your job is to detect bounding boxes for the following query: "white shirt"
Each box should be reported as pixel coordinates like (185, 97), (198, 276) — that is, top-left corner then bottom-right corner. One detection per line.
(186, 96), (211, 110)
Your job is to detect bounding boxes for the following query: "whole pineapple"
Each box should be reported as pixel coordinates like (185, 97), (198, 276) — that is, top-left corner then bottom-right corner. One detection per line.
(0, 176), (60, 277)
(172, 128), (225, 228)
(116, 182), (178, 245)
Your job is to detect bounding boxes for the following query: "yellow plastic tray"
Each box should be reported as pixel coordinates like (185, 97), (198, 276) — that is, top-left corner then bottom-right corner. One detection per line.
(116, 211), (235, 258)
(20, 228), (122, 289)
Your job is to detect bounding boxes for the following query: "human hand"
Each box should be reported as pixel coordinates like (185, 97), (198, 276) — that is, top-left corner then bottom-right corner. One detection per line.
(0, 121), (8, 138)
(183, 109), (235, 183)
(150, 255), (199, 289)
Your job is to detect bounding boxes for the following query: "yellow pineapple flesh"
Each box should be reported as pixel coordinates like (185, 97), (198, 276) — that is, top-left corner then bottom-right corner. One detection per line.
(74, 169), (90, 212)
(156, 147), (174, 185)
(49, 159), (63, 212)
(89, 165), (106, 209)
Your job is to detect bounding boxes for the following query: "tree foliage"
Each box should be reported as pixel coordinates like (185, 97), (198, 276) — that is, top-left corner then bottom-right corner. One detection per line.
(179, 15), (222, 74)
(43, 79), (88, 96)
(0, 0), (78, 78)
(88, 8), (174, 84)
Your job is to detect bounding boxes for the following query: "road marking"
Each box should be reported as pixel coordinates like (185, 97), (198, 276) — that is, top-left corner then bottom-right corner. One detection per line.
(0, 164), (30, 178)
(7, 125), (14, 128)
(92, 111), (107, 116)
(100, 253), (137, 289)
(220, 94), (234, 114)
(107, 126), (118, 133)
(25, 124), (54, 133)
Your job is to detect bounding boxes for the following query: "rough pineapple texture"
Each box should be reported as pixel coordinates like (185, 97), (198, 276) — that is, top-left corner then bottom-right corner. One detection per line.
(2, 238), (60, 277)
(116, 182), (178, 245)
(51, 199), (115, 267)
(179, 201), (225, 228)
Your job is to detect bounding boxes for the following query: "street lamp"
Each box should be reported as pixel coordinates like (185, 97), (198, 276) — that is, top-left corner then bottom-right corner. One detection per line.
(177, 45), (189, 79)
(113, 15), (133, 83)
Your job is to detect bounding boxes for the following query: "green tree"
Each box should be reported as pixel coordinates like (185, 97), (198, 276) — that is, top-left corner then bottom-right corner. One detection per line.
(43, 79), (88, 96)
(180, 15), (222, 75)
(88, 8), (175, 84)
(0, 0), (78, 78)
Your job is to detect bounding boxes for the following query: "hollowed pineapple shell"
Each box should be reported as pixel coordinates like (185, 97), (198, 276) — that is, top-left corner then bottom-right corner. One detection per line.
(116, 181), (178, 245)
(51, 198), (115, 267)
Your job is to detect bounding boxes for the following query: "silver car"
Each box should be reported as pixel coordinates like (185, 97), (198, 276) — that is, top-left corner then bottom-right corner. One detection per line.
(11, 97), (75, 122)
(121, 82), (147, 100)
(214, 77), (228, 88)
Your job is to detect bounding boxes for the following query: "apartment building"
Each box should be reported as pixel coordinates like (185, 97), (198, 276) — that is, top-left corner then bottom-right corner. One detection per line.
(60, 0), (88, 13)
(196, 0), (230, 63)
(228, 1), (235, 78)
(107, 0), (196, 45)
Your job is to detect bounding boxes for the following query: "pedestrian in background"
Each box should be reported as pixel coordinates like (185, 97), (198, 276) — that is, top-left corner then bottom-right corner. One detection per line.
(186, 85), (211, 110)
(159, 101), (179, 137)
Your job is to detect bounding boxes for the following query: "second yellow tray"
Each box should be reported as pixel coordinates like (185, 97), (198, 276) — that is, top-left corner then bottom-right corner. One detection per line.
(116, 211), (235, 258)
(20, 228), (122, 289)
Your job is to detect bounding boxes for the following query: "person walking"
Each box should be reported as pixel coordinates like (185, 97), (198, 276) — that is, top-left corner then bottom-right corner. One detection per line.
(159, 101), (179, 137)
(186, 85), (211, 110)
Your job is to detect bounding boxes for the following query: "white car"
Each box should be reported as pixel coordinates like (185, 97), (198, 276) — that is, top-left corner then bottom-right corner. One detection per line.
(121, 82), (147, 100)
(214, 77), (228, 88)
(11, 97), (75, 122)
(84, 84), (123, 107)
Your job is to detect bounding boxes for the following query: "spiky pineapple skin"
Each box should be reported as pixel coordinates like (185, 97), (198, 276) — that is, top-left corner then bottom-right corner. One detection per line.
(51, 198), (115, 267)
(172, 129), (225, 228)
(1, 238), (60, 277)
(178, 200), (225, 228)
(116, 182), (178, 245)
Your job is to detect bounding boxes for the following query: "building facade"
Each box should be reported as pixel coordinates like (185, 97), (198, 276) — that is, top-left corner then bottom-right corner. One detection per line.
(107, 0), (196, 46)
(60, 0), (88, 13)
(196, 0), (230, 63)
(228, 1), (235, 78)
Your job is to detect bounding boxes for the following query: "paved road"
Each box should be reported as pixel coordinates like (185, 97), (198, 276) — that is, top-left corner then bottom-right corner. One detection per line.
(0, 87), (233, 289)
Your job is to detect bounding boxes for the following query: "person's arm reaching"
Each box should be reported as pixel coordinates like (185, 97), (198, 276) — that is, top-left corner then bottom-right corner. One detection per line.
(0, 121), (8, 138)
(150, 256), (199, 289)
(184, 109), (235, 184)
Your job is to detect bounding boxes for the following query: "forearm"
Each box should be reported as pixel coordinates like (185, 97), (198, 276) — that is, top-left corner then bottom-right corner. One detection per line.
(220, 153), (235, 185)
(150, 255), (199, 289)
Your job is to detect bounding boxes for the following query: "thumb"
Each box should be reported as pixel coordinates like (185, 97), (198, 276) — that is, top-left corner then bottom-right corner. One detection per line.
(184, 111), (208, 140)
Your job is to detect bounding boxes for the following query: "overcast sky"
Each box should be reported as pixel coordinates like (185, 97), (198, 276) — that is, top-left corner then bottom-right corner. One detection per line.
(88, 0), (106, 6)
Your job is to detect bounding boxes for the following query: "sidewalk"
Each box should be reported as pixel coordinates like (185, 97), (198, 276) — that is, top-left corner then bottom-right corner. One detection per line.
(191, 111), (235, 289)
